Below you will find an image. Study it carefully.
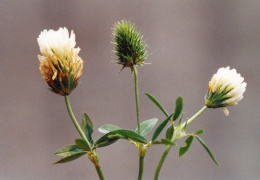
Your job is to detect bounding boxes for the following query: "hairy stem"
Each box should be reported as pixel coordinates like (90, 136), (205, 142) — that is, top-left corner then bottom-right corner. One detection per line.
(186, 105), (207, 126)
(133, 65), (145, 180)
(133, 65), (141, 134)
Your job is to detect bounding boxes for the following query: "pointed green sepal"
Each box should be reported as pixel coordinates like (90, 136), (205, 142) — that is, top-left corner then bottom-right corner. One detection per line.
(145, 92), (169, 117)
(183, 120), (187, 131)
(98, 124), (121, 134)
(178, 114), (184, 127)
(166, 124), (174, 140)
(75, 138), (91, 151)
(136, 118), (158, 137)
(196, 136), (219, 166)
(179, 136), (194, 157)
(81, 112), (94, 145)
(152, 113), (174, 142)
(173, 97), (183, 121)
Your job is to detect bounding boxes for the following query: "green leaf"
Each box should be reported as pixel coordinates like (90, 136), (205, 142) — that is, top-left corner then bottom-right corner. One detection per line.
(95, 132), (121, 148)
(112, 129), (149, 144)
(166, 124), (174, 140)
(136, 118), (158, 137)
(54, 145), (85, 157)
(152, 114), (174, 142)
(98, 124), (121, 134)
(54, 151), (87, 164)
(173, 97), (183, 121)
(196, 136), (219, 166)
(152, 139), (175, 146)
(145, 92), (169, 117)
(161, 138), (176, 146)
(75, 138), (91, 151)
(81, 112), (94, 144)
(179, 136), (194, 157)
(194, 129), (204, 135)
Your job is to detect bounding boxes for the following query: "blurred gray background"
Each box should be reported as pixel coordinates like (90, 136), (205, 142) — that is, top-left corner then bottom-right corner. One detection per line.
(0, 1), (259, 180)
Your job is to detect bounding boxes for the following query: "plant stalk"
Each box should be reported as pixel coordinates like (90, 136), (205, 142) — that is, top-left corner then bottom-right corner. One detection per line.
(186, 105), (207, 126)
(95, 163), (105, 180)
(154, 144), (172, 180)
(65, 96), (91, 148)
(89, 151), (105, 180)
(133, 65), (141, 134)
(138, 156), (144, 180)
(133, 65), (144, 180)
(64, 96), (105, 180)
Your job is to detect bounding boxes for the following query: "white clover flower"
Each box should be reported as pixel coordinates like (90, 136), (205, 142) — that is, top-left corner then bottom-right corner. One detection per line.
(205, 66), (247, 116)
(37, 27), (83, 96)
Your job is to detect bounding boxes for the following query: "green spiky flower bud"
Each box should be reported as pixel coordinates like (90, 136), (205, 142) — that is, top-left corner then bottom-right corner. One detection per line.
(112, 20), (148, 71)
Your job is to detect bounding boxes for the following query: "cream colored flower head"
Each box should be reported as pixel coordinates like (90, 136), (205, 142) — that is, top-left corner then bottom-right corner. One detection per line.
(37, 27), (83, 96)
(205, 66), (247, 116)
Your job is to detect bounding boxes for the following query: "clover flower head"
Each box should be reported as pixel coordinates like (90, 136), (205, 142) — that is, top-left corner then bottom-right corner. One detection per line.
(112, 20), (148, 71)
(205, 66), (247, 116)
(37, 27), (83, 96)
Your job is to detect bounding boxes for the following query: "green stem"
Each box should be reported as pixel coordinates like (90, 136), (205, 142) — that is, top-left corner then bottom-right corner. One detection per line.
(154, 145), (172, 180)
(154, 106), (208, 180)
(133, 65), (144, 180)
(64, 96), (105, 180)
(65, 96), (91, 148)
(89, 151), (105, 180)
(138, 156), (144, 180)
(137, 144), (146, 180)
(95, 164), (105, 180)
(186, 105), (207, 126)
(133, 65), (141, 134)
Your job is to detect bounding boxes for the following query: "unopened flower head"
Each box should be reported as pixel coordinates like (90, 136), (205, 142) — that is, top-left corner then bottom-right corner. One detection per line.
(37, 27), (83, 96)
(112, 20), (148, 71)
(205, 66), (247, 115)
